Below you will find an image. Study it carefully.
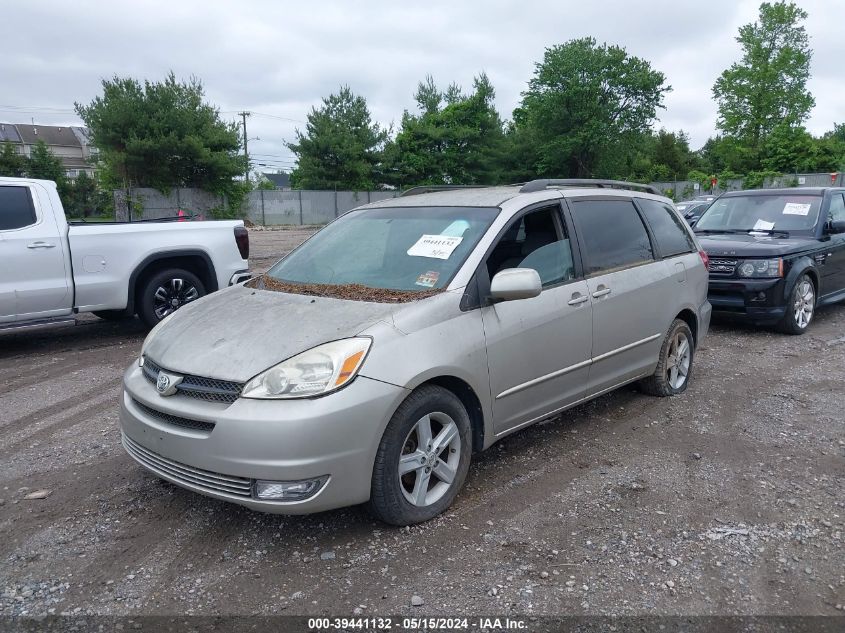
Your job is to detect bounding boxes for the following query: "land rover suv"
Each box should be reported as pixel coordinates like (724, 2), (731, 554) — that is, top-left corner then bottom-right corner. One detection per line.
(120, 179), (711, 525)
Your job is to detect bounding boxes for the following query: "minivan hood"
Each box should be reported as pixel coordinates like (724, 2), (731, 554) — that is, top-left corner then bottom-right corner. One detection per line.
(144, 284), (402, 382)
(696, 233), (818, 257)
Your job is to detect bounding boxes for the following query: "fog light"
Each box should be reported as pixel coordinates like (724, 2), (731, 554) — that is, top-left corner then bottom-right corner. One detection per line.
(254, 476), (329, 501)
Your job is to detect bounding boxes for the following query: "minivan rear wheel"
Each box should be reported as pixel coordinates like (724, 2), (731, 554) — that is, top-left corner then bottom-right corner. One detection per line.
(368, 385), (471, 526)
(639, 319), (694, 397)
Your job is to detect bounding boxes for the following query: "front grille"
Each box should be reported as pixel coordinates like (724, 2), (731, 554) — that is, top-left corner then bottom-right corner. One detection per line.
(132, 398), (216, 433)
(122, 434), (253, 498)
(142, 357), (243, 403)
(708, 258), (737, 276)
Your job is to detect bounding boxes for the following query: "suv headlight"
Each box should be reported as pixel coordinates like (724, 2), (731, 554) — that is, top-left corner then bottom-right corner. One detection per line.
(242, 338), (372, 399)
(737, 258), (783, 278)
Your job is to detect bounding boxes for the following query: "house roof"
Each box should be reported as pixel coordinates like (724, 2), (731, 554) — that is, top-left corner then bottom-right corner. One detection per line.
(15, 124), (83, 148)
(0, 123), (22, 143)
(262, 172), (291, 188)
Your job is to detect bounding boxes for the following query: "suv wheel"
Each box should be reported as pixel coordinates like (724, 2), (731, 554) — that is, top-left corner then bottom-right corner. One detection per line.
(778, 274), (815, 335)
(368, 385), (471, 526)
(639, 319), (694, 397)
(137, 268), (205, 328)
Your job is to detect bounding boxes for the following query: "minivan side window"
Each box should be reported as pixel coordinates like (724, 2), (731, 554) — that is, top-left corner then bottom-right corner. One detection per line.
(569, 199), (654, 274)
(0, 186), (37, 230)
(486, 205), (576, 287)
(637, 198), (696, 257)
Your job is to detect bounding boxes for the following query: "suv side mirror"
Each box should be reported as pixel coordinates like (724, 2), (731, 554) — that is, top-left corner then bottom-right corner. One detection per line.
(827, 219), (845, 234)
(490, 268), (542, 302)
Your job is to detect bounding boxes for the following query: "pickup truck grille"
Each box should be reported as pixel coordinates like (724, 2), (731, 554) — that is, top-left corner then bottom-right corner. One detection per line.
(142, 357), (243, 403)
(708, 258), (738, 276)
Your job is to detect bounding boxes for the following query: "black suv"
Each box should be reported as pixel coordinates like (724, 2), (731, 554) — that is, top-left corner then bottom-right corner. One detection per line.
(694, 188), (845, 334)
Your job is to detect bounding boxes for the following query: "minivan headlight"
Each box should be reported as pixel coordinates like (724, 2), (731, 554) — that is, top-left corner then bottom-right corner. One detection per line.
(737, 258), (783, 278)
(241, 338), (372, 399)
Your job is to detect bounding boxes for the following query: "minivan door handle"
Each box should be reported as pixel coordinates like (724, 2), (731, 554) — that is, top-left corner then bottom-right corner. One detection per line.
(592, 286), (612, 298)
(567, 293), (589, 306)
(27, 241), (56, 249)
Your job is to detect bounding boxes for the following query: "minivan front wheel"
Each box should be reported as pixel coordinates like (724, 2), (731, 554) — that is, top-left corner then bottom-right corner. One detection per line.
(639, 319), (694, 397)
(368, 385), (471, 525)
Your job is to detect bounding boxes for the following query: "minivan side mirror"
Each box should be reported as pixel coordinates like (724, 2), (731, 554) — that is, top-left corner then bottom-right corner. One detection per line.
(827, 219), (845, 234)
(490, 268), (542, 302)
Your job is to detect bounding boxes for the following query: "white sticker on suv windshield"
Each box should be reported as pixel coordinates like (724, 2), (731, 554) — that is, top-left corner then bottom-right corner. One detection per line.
(783, 202), (811, 216)
(407, 235), (463, 259)
(753, 219), (775, 231)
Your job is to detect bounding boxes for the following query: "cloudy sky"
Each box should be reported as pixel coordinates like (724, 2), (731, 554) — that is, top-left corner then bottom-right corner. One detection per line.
(2, 0), (843, 172)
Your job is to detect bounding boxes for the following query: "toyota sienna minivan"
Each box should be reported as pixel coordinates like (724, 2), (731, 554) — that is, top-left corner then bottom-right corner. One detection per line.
(120, 179), (711, 525)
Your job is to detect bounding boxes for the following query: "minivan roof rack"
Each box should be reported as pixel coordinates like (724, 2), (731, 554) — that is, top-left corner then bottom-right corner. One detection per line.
(519, 179), (662, 196)
(399, 185), (488, 197)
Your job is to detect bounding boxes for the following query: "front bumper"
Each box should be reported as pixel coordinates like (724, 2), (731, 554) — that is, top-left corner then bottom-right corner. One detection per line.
(707, 277), (787, 324)
(119, 363), (409, 514)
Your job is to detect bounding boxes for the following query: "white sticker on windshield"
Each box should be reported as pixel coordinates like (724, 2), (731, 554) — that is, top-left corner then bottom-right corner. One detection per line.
(783, 202), (811, 216)
(753, 219), (775, 231)
(407, 235), (463, 260)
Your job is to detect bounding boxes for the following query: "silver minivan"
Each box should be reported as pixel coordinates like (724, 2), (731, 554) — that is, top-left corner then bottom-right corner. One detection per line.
(120, 180), (712, 525)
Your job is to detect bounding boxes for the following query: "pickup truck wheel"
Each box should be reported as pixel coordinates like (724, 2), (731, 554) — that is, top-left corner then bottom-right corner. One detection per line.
(638, 319), (694, 397)
(138, 268), (205, 328)
(368, 385), (471, 526)
(778, 275), (815, 335)
(93, 308), (134, 321)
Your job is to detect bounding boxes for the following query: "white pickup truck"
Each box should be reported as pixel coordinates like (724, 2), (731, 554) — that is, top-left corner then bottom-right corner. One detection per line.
(1, 177), (250, 330)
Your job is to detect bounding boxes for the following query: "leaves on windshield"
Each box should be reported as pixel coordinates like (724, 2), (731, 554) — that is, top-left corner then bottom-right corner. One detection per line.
(246, 275), (443, 303)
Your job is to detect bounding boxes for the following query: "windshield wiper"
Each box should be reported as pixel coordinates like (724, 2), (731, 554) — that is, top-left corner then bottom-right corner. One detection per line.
(746, 228), (790, 238)
(694, 229), (747, 234)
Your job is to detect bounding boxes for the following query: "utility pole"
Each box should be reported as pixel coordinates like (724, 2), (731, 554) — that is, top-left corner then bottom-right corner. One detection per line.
(238, 111), (251, 181)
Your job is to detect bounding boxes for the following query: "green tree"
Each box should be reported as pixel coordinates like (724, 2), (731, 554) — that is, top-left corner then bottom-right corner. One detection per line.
(514, 37), (669, 178)
(0, 141), (27, 177)
(287, 86), (388, 190)
(385, 73), (507, 187)
(27, 139), (66, 182)
(713, 1), (814, 154)
(76, 72), (246, 196)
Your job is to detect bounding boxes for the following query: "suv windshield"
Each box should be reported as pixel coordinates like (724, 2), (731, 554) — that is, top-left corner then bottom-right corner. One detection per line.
(696, 194), (821, 233)
(264, 206), (499, 292)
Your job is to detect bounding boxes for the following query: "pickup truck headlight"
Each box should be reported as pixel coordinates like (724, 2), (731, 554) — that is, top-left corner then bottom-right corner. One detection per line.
(241, 338), (372, 399)
(138, 312), (176, 366)
(737, 258), (783, 278)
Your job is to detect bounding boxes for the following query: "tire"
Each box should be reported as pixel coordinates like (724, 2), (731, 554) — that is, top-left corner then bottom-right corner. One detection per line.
(137, 268), (205, 329)
(777, 274), (815, 335)
(93, 308), (134, 321)
(368, 385), (472, 526)
(639, 319), (695, 397)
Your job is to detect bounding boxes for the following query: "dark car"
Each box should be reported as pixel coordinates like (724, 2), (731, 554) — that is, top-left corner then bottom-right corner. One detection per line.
(694, 188), (845, 334)
(676, 199), (712, 227)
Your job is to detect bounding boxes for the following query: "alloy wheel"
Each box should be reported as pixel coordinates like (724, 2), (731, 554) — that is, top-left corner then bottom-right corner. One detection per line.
(793, 279), (814, 329)
(665, 332), (691, 390)
(153, 278), (200, 320)
(398, 412), (461, 507)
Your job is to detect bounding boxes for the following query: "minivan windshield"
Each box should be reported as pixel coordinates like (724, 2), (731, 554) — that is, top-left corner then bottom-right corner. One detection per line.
(695, 194), (821, 234)
(264, 206), (499, 293)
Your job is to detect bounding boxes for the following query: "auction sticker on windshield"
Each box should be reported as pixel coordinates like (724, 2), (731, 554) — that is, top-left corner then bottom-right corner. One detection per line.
(415, 270), (440, 287)
(407, 235), (463, 259)
(783, 202), (812, 216)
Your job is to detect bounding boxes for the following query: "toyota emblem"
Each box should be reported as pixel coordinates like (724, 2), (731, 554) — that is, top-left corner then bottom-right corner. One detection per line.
(156, 374), (170, 393)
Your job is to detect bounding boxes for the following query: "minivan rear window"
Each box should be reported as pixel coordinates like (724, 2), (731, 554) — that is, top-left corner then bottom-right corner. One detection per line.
(637, 198), (696, 258)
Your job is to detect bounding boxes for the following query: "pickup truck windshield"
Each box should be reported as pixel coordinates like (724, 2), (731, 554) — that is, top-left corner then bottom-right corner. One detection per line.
(696, 194), (821, 233)
(266, 206), (499, 292)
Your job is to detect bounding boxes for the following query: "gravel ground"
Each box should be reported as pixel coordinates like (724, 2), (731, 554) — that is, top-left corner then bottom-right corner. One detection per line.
(1, 229), (844, 619)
